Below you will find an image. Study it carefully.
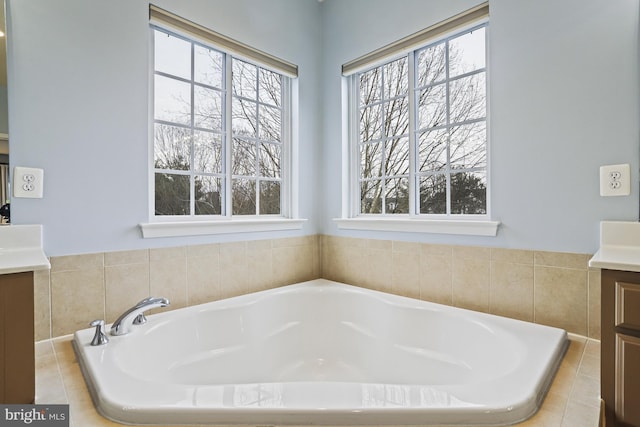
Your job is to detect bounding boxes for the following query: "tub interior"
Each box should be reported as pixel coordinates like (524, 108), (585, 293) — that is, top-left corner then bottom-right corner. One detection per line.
(115, 286), (524, 386)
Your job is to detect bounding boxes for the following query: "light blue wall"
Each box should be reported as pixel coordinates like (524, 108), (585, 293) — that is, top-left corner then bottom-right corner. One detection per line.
(320, 0), (640, 254)
(7, 0), (640, 257)
(7, 0), (323, 256)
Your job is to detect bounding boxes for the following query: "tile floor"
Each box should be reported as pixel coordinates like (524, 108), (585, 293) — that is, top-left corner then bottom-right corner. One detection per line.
(35, 333), (601, 427)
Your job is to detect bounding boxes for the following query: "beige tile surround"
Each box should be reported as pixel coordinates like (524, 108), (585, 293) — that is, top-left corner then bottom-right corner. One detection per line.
(34, 234), (600, 341)
(34, 236), (320, 340)
(321, 236), (601, 340)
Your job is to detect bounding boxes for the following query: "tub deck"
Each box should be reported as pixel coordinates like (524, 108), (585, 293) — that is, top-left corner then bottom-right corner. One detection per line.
(73, 279), (569, 426)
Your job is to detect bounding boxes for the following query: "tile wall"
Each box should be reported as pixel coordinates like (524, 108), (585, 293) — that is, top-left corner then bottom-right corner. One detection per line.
(33, 234), (600, 341)
(321, 236), (601, 340)
(34, 236), (320, 340)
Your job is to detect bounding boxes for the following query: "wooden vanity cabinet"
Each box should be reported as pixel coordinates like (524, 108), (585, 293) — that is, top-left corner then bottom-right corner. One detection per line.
(0, 271), (35, 404)
(602, 269), (640, 427)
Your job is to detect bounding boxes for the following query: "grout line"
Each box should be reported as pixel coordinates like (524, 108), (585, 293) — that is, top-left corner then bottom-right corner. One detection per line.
(48, 339), (71, 406)
(532, 262), (537, 325)
(47, 271), (53, 341)
(560, 337), (589, 425)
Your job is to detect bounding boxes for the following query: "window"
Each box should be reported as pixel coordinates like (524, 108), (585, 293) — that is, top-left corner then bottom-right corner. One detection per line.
(336, 2), (498, 235)
(141, 6), (304, 237)
(355, 23), (488, 218)
(152, 26), (290, 219)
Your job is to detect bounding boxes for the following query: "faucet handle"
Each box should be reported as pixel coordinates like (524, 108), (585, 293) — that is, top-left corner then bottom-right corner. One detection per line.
(89, 319), (109, 346)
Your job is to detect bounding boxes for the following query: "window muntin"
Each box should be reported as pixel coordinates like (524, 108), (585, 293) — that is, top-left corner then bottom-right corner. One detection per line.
(231, 59), (283, 215)
(359, 57), (410, 214)
(152, 27), (287, 219)
(356, 24), (488, 217)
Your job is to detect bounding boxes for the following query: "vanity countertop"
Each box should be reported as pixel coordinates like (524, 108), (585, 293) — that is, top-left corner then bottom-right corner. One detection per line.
(0, 224), (50, 275)
(589, 221), (640, 273)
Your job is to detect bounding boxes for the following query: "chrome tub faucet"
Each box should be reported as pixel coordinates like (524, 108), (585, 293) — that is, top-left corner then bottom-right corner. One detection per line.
(110, 296), (170, 336)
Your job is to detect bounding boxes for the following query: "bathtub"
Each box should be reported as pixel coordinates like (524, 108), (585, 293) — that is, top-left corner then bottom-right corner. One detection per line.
(73, 279), (568, 426)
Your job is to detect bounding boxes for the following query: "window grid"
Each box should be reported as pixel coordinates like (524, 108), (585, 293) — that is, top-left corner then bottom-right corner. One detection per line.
(356, 23), (488, 217)
(414, 29), (487, 216)
(152, 26), (286, 219)
(231, 59), (284, 216)
(358, 58), (410, 215)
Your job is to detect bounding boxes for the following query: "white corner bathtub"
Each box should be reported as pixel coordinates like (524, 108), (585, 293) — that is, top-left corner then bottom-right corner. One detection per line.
(73, 279), (568, 426)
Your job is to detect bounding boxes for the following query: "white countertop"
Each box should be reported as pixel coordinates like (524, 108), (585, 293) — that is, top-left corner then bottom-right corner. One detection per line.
(589, 246), (640, 272)
(589, 221), (640, 272)
(0, 224), (50, 275)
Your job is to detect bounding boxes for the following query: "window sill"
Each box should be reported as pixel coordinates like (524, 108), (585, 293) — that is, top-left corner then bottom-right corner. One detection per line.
(333, 217), (500, 237)
(139, 218), (307, 238)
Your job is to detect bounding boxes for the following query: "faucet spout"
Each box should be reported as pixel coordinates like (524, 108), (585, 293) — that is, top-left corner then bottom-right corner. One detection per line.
(110, 296), (170, 336)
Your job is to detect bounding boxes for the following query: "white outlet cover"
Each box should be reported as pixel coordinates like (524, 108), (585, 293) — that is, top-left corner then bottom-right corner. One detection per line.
(600, 163), (630, 197)
(13, 166), (44, 198)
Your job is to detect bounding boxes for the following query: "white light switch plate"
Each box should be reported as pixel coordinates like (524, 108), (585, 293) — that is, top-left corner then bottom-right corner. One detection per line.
(600, 163), (630, 197)
(13, 166), (44, 198)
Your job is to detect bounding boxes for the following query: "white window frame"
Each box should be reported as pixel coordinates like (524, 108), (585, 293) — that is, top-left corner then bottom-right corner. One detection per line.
(336, 14), (499, 237)
(140, 10), (304, 238)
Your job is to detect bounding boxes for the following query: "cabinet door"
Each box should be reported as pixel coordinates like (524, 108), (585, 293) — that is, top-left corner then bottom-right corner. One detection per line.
(0, 272), (34, 404)
(616, 333), (640, 426)
(615, 282), (640, 331)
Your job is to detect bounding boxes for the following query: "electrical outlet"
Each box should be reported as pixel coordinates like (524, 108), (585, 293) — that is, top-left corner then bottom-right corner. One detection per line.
(13, 167), (44, 198)
(600, 163), (630, 197)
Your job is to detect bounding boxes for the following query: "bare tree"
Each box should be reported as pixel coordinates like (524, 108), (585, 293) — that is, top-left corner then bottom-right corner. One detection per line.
(359, 27), (487, 215)
(231, 59), (283, 215)
(153, 32), (284, 217)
